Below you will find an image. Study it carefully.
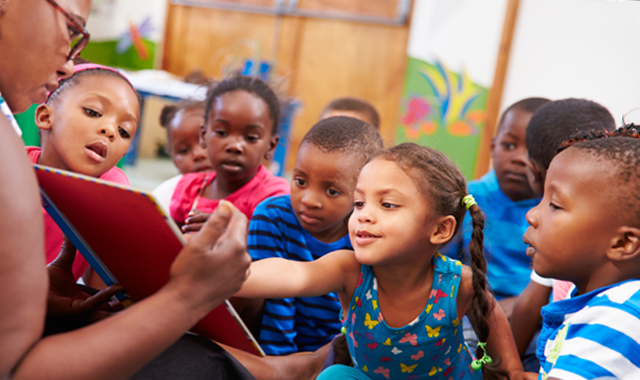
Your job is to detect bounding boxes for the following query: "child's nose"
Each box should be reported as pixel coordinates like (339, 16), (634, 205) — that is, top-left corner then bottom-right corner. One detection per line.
(100, 124), (116, 141)
(512, 147), (528, 166)
(301, 191), (322, 209)
(192, 145), (208, 161)
(225, 137), (244, 153)
(525, 205), (538, 227)
(356, 206), (374, 223)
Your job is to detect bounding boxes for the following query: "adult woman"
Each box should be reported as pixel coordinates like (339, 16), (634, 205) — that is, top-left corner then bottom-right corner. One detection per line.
(0, 1), (253, 379)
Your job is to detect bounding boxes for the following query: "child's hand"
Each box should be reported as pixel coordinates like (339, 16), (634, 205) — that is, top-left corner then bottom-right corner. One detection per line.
(182, 209), (212, 233)
(47, 237), (123, 321)
(170, 200), (252, 313)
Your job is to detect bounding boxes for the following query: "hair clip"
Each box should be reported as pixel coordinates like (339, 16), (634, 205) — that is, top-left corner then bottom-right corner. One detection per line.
(470, 342), (493, 370)
(461, 194), (477, 210)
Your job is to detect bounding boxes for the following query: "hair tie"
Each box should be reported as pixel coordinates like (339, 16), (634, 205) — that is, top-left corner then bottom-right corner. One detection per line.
(470, 342), (493, 370)
(461, 194), (477, 210)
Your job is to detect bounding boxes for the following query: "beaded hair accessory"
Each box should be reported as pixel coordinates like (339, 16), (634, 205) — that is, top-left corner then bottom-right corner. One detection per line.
(470, 342), (493, 370)
(461, 194), (477, 210)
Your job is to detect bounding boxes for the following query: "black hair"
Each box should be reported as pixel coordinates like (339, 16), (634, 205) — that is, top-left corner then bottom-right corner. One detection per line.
(526, 98), (616, 170)
(377, 143), (508, 380)
(204, 75), (280, 135)
(159, 100), (206, 152)
(300, 116), (383, 164)
(320, 97), (380, 129)
(561, 124), (640, 223)
(46, 68), (141, 107)
(496, 97), (550, 133)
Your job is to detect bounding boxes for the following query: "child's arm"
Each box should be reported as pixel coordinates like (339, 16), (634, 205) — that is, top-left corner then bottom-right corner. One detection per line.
(235, 249), (361, 308)
(510, 279), (551, 357)
(458, 266), (525, 377)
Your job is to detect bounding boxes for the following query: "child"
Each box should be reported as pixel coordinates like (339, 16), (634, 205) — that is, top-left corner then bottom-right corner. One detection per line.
(523, 128), (640, 379)
(319, 97), (380, 130)
(248, 116), (383, 355)
(441, 98), (550, 309)
(509, 98), (616, 370)
(170, 76), (289, 230)
(31, 63), (140, 281)
(236, 143), (525, 379)
(152, 100), (212, 211)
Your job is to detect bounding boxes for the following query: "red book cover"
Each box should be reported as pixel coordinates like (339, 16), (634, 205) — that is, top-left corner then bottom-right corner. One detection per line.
(34, 164), (264, 357)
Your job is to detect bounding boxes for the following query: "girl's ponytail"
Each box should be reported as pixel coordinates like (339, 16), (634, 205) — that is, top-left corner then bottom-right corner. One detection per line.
(466, 200), (509, 380)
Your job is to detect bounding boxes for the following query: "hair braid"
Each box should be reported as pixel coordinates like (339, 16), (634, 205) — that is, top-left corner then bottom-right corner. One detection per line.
(467, 205), (509, 380)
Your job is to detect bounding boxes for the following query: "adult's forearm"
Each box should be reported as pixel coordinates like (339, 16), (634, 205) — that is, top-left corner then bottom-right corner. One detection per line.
(12, 281), (225, 380)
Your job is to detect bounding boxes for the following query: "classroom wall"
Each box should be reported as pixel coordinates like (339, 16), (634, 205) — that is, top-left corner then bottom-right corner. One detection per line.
(501, 0), (640, 125)
(161, 1), (411, 171)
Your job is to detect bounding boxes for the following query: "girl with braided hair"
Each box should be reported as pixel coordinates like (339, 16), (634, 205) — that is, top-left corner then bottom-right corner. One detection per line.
(235, 142), (525, 379)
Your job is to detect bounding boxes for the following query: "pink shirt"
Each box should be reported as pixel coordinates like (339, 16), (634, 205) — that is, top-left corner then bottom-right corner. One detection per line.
(170, 165), (290, 224)
(27, 146), (130, 280)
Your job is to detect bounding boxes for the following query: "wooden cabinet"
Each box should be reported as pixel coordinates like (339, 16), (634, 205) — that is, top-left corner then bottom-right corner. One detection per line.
(162, 0), (412, 170)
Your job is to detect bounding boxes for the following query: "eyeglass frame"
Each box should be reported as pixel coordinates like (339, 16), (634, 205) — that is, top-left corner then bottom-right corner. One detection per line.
(44, 0), (90, 61)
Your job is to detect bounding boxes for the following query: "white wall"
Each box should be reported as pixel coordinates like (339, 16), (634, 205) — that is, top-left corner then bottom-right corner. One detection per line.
(501, 0), (640, 123)
(407, 0), (508, 88)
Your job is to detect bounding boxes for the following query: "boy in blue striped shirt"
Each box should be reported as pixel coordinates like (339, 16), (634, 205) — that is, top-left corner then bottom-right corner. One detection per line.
(523, 127), (640, 380)
(248, 116), (383, 355)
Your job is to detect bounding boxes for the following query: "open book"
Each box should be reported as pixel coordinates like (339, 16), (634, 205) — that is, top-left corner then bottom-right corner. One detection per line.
(34, 164), (264, 357)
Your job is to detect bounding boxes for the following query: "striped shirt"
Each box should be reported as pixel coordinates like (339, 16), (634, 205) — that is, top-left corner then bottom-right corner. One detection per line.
(248, 195), (352, 355)
(538, 280), (640, 380)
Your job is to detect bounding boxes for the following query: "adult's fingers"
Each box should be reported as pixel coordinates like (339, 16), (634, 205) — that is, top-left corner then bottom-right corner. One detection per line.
(181, 223), (205, 233)
(79, 284), (124, 313)
(189, 200), (234, 251)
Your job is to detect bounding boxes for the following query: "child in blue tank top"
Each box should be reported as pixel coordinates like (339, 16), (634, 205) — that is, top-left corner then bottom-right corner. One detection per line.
(235, 143), (525, 380)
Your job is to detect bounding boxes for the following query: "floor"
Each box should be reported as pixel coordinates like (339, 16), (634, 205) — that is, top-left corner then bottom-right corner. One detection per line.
(122, 158), (180, 191)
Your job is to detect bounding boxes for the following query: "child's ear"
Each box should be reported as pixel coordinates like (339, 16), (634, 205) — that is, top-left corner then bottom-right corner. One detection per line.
(607, 226), (640, 262)
(430, 215), (457, 246)
(35, 104), (54, 131)
(489, 137), (496, 156)
(264, 134), (280, 160)
(199, 123), (207, 149)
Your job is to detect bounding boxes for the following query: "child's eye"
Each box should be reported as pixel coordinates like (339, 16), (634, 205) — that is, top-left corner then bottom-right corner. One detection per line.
(83, 108), (100, 117)
(354, 201), (365, 208)
(549, 202), (561, 210)
(214, 129), (227, 137)
(294, 178), (307, 187)
(502, 143), (516, 151)
(381, 202), (398, 209)
(118, 127), (131, 139)
(176, 147), (189, 155)
(246, 135), (259, 143)
(326, 188), (340, 197)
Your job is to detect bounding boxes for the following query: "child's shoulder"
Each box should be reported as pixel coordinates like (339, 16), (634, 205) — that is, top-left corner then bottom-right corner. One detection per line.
(588, 280), (640, 314)
(253, 195), (292, 216)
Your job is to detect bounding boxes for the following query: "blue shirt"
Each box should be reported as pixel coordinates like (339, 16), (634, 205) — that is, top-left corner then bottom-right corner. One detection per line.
(345, 254), (481, 380)
(248, 195), (352, 355)
(440, 170), (540, 299)
(538, 280), (640, 380)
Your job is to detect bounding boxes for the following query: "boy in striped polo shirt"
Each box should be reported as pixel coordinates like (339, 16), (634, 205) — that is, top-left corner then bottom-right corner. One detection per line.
(247, 116), (383, 355)
(523, 128), (640, 380)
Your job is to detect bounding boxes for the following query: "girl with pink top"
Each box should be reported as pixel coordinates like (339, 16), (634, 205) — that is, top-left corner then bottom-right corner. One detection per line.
(32, 63), (140, 281)
(172, 76), (289, 231)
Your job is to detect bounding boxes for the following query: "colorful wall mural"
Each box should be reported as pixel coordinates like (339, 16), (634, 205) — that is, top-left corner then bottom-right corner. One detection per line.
(396, 57), (489, 179)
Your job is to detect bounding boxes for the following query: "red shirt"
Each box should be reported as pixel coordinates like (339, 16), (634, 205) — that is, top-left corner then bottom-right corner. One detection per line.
(170, 165), (290, 224)
(27, 146), (130, 280)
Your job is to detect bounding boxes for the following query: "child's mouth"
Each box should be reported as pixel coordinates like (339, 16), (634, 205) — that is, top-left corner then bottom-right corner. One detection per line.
(220, 161), (243, 172)
(354, 230), (380, 246)
(85, 141), (108, 163)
